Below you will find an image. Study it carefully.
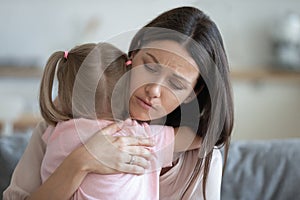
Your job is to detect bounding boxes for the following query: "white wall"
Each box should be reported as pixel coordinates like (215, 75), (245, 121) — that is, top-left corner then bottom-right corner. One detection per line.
(232, 81), (300, 140)
(0, 0), (196, 64)
(1, 0), (300, 68)
(0, 0), (299, 139)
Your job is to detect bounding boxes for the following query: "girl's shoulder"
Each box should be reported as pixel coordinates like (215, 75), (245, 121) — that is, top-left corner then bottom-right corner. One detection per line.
(42, 118), (113, 144)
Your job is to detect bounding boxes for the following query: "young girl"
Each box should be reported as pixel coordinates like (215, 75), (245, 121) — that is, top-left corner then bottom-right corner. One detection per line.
(39, 42), (199, 199)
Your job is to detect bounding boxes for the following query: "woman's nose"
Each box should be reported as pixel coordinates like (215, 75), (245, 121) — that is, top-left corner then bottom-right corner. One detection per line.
(145, 83), (161, 98)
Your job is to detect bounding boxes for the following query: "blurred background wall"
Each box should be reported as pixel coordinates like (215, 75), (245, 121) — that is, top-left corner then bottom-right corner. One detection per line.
(0, 0), (299, 140)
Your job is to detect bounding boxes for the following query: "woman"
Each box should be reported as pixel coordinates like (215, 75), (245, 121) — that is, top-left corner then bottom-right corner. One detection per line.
(4, 6), (233, 200)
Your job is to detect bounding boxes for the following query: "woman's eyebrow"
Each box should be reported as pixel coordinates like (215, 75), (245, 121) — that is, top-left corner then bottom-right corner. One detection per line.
(146, 52), (161, 66)
(146, 52), (192, 85)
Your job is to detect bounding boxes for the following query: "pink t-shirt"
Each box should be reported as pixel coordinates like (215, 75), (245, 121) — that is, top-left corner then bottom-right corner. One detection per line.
(41, 118), (174, 200)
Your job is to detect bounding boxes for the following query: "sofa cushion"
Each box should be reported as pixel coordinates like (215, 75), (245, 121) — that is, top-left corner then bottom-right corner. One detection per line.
(0, 133), (30, 199)
(221, 138), (300, 200)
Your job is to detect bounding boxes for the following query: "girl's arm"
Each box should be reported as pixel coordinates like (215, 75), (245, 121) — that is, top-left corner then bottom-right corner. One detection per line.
(173, 126), (202, 152)
(25, 147), (88, 200)
(4, 122), (154, 200)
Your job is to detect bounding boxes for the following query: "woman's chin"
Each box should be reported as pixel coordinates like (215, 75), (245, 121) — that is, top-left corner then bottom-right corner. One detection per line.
(130, 112), (164, 122)
(131, 115), (166, 124)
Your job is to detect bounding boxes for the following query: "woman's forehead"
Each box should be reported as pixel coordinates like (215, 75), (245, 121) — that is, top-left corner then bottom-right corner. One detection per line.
(145, 40), (196, 61)
(139, 40), (199, 77)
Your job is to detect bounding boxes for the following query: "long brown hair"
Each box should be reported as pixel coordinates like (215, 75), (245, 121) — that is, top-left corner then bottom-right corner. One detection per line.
(129, 7), (234, 199)
(39, 43), (128, 125)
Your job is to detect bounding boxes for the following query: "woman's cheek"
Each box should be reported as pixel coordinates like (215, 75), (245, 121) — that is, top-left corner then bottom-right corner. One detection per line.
(168, 88), (188, 104)
(129, 67), (152, 93)
(162, 91), (181, 113)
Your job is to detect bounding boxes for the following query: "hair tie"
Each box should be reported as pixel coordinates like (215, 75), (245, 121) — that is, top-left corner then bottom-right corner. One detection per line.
(125, 60), (132, 66)
(64, 51), (68, 59)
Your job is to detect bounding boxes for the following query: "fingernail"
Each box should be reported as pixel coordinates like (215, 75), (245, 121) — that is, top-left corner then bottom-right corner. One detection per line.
(142, 122), (149, 127)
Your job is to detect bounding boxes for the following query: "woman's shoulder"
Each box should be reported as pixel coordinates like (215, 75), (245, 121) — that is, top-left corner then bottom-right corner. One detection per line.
(35, 120), (48, 136)
(211, 148), (223, 164)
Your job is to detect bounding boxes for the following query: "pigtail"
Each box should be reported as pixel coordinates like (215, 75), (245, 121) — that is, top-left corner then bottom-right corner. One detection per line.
(39, 52), (71, 125)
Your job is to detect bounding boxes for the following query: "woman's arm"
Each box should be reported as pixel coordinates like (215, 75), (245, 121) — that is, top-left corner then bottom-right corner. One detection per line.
(3, 121), (47, 200)
(4, 122), (154, 200)
(190, 149), (223, 200)
(160, 149), (222, 200)
(173, 126), (202, 152)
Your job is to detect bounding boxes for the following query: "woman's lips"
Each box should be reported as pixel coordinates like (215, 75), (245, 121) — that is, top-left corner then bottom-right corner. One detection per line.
(135, 96), (154, 110)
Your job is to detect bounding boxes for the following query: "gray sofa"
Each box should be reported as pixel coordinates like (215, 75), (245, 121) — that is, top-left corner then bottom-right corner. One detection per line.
(0, 133), (30, 200)
(221, 139), (300, 200)
(1, 134), (299, 200)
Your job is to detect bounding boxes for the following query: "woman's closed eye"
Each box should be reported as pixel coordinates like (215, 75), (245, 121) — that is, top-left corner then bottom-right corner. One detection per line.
(142, 60), (188, 90)
(144, 63), (159, 73)
(169, 79), (186, 90)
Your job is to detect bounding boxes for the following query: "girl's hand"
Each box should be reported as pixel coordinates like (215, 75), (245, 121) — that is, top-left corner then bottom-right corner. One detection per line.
(77, 122), (155, 175)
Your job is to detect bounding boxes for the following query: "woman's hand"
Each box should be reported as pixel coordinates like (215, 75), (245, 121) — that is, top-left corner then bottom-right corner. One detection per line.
(76, 121), (155, 175)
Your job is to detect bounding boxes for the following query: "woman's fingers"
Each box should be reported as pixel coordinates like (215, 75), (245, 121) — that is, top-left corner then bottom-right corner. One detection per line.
(121, 146), (151, 168)
(97, 120), (155, 146)
(97, 121), (124, 135)
(109, 142), (152, 172)
(98, 149), (148, 175)
(113, 136), (155, 147)
(128, 156), (150, 169)
(83, 122), (154, 175)
(96, 122), (155, 147)
(117, 164), (146, 175)
(121, 146), (152, 160)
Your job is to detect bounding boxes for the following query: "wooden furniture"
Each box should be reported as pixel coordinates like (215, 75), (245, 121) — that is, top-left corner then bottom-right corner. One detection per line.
(0, 113), (42, 133)
(230, 69), (300, 82)
(0, 66), (42, 78)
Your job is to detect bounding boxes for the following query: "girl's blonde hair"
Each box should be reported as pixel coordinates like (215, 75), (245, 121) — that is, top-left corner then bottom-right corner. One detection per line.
(39, 43), (128, 126)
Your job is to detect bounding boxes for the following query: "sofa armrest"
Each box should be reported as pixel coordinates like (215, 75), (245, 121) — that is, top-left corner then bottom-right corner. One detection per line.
(221, 138), (300, 200)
